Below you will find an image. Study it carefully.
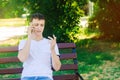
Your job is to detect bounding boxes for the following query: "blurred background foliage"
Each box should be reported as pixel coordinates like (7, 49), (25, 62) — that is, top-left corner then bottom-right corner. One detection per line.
(0, 0), (120, 43)
(1, 0), (120, 79)
(89, 0), (120, 41)
(22, 0), (87, 42)
(0, 0), (25, 18)
(0, 0), (90, 43)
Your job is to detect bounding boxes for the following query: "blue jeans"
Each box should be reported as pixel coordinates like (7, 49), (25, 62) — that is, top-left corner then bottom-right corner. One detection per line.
(21, 76), (52, 80)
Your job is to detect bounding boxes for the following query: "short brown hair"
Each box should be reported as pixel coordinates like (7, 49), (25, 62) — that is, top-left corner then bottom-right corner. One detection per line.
(30, 13), (45, 22)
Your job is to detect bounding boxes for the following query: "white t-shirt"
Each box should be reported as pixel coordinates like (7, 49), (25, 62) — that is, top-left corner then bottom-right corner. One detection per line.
(18, 38), (60, 79)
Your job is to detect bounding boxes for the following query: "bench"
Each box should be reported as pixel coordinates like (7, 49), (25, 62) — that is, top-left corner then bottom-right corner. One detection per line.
(0, 43), (83, 80)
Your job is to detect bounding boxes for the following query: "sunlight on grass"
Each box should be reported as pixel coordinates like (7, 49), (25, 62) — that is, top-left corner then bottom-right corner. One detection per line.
(75, 32), (97, 40)
(0, 35), (27, 47)
(69, 26), (100, 43)
(0, 18), (27, 27)
(0, 39), (18, 47)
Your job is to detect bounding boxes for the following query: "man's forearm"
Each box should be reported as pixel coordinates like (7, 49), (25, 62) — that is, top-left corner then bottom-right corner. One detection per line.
(51, 50), (61, 71)
(18, 38), (31, 62)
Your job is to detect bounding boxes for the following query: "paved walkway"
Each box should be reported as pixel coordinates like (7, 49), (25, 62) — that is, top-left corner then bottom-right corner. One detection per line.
(0, 26), (27, 41)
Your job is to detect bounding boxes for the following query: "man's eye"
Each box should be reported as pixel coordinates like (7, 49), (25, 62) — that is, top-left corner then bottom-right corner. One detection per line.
(41, 24), (44, 27)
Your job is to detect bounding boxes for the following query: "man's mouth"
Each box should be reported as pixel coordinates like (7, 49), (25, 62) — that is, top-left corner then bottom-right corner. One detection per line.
(35, 31), (41, 33)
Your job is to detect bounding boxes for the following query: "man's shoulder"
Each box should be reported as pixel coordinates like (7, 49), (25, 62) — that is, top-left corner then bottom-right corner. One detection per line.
(19, 39), (27, 43)
(20, 39), (26, 42)
(43, 38), (49, 41)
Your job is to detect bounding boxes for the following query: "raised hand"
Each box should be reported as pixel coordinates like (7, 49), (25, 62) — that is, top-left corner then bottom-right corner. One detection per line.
(48, 35), (57, 51)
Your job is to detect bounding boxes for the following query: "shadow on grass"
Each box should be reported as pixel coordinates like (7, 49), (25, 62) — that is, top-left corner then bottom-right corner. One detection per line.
(76, 39), (115, 74)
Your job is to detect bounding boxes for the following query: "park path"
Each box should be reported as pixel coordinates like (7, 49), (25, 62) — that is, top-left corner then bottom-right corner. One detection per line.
(0, 26), (27, 41)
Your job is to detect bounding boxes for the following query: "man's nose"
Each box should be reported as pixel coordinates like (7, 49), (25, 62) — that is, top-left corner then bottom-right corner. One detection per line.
(34, 27), (41, 30)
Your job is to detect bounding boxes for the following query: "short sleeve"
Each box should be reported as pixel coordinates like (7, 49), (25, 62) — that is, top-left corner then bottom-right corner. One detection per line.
(18, 40), (26, 51)
(55, 44), (60, 55)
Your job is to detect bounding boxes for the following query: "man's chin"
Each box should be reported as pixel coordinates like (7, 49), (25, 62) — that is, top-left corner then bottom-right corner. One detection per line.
(35, 33), (41, 36)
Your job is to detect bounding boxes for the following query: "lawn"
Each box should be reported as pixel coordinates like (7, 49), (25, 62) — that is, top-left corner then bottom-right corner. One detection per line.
(76, 39), (120, 80)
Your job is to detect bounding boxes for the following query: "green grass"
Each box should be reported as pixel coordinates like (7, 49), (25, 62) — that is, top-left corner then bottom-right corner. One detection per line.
(76, 39), (120, 80)
(0, 52), (17, 58)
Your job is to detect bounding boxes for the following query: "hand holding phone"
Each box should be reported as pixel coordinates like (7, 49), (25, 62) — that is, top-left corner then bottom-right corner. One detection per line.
(27, 23), (34, 37)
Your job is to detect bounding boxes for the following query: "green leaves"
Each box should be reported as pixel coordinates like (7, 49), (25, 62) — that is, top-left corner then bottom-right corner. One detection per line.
(22, 0), (86, 42)
(0, 0), (25, 18)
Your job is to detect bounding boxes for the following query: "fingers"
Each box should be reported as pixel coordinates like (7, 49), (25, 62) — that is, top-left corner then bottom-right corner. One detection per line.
(48, 35), (56, 50)
(48, 35), (56, 40)
(53, 34), (56, 40)
(26, 23), (35, 36)
(29, 22), (35, 29)
(48, 36), (53, 40)
(29, 22), (35, 32)
(27, 27), (33, 33)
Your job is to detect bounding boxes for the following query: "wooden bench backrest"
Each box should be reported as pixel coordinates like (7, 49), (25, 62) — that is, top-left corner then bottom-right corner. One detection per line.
(0, 43), (80, 80)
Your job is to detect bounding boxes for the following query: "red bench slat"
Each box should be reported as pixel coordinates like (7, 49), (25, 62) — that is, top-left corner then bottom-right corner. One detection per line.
(1, 74), (79, 80)
(0, 46), (18, 53)
(60, 64), (78, 70)
(58, 43), (76, 49)
(0, 43), (75, 53)
(0, 57), (19, 63)
(0, 68), (22, 74)
(0, 64), (77, 74)
(60, 53), (77, 59)
(0, 53), (77, 64)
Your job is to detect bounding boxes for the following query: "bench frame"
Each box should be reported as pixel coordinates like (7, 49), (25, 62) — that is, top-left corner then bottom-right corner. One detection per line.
(0, 43), (84, 80)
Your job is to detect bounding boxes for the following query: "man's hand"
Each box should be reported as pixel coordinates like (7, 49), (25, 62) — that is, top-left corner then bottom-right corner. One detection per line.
(48, 35), (61, 71)
(48, 35), (56, 51)
(27, 23), (34, 38)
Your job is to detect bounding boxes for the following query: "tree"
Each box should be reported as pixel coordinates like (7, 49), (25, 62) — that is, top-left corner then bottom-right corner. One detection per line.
(0, 0), (25, 18)
(89, 0), (120, 41)
(23, 0), (87, 42)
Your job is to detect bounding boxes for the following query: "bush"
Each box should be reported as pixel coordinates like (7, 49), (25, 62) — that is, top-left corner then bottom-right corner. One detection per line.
(23, 0), (86, 42)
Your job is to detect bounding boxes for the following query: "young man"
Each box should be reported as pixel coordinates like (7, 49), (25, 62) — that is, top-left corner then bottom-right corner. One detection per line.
(18, 13), (61, 80)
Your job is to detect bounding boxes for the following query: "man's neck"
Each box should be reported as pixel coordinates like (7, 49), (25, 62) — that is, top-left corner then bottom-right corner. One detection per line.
(32, 34), (43, 41)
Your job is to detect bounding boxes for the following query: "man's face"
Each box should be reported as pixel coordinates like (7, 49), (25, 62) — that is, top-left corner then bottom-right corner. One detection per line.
(32, 18), (45, 36)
